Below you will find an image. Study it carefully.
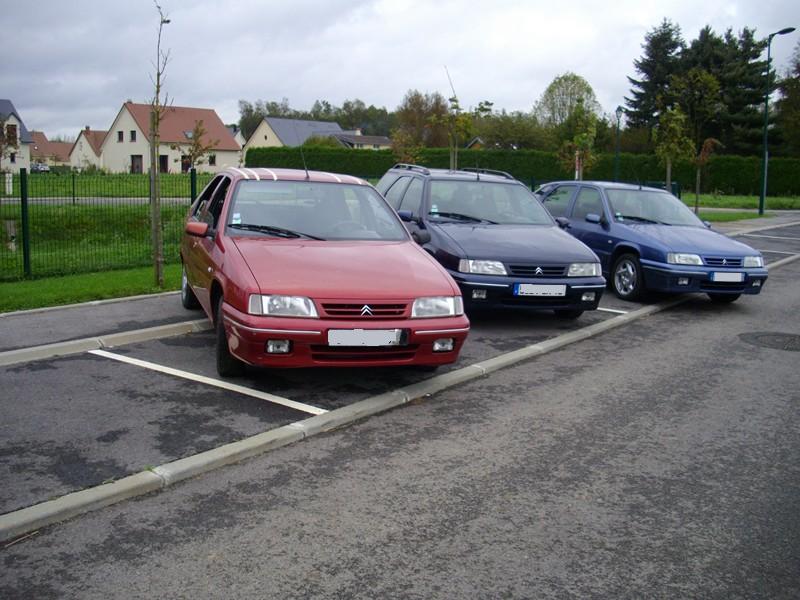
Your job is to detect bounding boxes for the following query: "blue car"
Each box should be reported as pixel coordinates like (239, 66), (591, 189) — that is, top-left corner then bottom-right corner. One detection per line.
(376, 165), (606, 318)
(536, 181), (768, 303)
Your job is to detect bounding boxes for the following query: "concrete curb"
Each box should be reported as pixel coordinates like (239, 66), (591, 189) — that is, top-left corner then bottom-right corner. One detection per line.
(0, 291), (180, 318)
(727, 220), (800, 236)
(0, 319), (211, 367)
(2, 252), (799, 544)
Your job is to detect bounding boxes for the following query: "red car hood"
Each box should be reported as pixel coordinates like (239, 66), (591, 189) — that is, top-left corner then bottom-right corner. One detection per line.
(232, 238), (458, 299)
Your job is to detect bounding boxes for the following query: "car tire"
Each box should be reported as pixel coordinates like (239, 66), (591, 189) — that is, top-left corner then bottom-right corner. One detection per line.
(181, 264), (200, 309)
(554, 309), (584, 319)
(707, 293), (741, 304)
(612, 253), (645, 301)
(215, 296), (245, 377)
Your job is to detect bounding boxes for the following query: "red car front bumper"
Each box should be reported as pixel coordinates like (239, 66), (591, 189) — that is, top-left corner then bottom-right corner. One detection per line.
(221, 302), (470, 368)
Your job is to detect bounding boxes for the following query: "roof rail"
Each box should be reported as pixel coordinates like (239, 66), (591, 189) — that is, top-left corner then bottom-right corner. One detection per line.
(391, 163), (430, 175)
(460, 167), (515, 181)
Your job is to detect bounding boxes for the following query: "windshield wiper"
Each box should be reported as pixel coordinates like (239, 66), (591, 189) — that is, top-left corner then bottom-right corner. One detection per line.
(429, 211), (498, 224)
(228, 223), (326, 240)
(615, 214), (667, 225)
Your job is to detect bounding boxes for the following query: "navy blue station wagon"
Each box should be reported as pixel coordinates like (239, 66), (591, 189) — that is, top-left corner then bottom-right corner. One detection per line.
(536, 181), (768, 303)
(377, 165), (606, 318)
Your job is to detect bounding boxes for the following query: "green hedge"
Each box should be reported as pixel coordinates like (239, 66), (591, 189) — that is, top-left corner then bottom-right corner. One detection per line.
(245, 147), (800, 196)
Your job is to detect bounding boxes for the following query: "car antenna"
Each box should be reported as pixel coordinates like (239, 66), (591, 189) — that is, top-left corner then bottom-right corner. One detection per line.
(292, 121), (311, 180)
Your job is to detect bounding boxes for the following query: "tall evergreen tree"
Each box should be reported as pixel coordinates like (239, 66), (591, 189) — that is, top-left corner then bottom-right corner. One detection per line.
(774, 41), (800, 156)
(625, 19), (686, 130)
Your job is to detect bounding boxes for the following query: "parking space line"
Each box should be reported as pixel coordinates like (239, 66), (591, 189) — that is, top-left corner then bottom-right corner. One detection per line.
(742, 233), (800, 241)
(88, 349), (327, 416)
(760, 250), (800, 256)
(597, 307), (629, 314)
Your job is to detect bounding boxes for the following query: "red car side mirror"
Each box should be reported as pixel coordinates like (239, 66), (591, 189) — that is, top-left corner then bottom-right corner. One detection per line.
(185, 221), (211, 237)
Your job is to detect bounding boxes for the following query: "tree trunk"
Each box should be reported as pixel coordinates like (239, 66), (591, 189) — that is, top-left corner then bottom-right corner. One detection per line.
(665, 159), (672, 191)
(694, 166), (701, 214)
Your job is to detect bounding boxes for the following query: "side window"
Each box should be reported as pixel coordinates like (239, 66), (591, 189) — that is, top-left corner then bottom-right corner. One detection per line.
(542, 185), (576, 217)
(201, 177), (231, 227)
(375, 173), (400, 195)
(383, 176), (411, 210)
(191, 175), (223, 217)
(398, 178), (424, 215)
(572, 187), (604, 220)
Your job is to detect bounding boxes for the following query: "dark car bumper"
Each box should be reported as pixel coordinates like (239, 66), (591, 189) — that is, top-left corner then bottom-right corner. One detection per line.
(641, 261), (768, 295)
(221, 303), (470, 368)
(449, 272), (606, 312)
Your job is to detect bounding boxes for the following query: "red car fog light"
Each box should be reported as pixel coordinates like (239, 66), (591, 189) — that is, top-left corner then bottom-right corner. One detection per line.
(433, 338), (454, 352)
(581, 292), (596, 302)
(266, 340), (292, 354)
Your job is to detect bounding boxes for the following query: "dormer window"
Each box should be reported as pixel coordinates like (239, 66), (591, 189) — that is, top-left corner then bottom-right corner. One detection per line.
(184, 130), (193, 140)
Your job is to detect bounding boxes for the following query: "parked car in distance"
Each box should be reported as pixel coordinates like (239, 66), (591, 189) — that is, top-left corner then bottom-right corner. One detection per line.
(376, 164), (605, 319)
(535, 181), (768, 303)
(180, 167), (469, 376)
(30, 162), (50, 173)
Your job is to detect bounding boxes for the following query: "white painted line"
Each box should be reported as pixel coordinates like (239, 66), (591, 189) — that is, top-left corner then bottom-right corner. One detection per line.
(597, 307), (629, 315)
(88, 349), (327, 416)
(742, 233), (800, 241)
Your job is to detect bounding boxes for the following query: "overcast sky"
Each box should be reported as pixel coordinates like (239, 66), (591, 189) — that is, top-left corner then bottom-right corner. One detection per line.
(3, 0), (799, 139)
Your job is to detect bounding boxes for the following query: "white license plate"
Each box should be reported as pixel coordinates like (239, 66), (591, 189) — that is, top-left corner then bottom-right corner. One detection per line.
(328, 329), (402, 347)
(514, 284), (566, 297)
(711, 272), (744, 283)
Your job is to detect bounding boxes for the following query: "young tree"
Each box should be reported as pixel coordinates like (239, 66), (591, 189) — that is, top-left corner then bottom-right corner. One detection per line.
(668, 67), (722, 149)
(626, 19), (686, 131)
(653, 107), (695, 189)
(693, 138), (723, 213)
(171, 120), (219, 169)
(394, 90), (449, 147)
(149, 0), (171, 288)
(534, 72), (602, 127)
(556, 98), (598, 180)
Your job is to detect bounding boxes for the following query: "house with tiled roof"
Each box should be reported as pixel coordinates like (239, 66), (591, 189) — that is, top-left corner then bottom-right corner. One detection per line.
(243, 117), (343, 158)
(0, 99), (33, 173)
(30, 131), (72, 167)
(100, 102), (241, 174)
(69, 126), (107, 170)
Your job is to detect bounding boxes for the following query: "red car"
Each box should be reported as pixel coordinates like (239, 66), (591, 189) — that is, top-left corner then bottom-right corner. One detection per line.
(180, 168), (470, 376)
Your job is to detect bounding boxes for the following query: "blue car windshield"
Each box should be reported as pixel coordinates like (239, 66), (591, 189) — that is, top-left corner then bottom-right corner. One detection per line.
(607, 189), (704, 227)
(428, 180), (554, 225)
(227, 180), (409, 241)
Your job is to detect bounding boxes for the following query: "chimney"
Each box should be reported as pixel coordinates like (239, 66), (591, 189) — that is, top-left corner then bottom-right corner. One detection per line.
(85, 126), (90, 131)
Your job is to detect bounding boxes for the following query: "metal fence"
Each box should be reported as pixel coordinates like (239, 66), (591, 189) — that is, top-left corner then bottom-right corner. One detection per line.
(0, 169), (213, 281)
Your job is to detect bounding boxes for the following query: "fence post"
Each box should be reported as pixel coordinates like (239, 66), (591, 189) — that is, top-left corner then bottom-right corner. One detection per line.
(190, 167), (197, 202)
(20, 168), (31, 277)
(72, 170), (76, 205)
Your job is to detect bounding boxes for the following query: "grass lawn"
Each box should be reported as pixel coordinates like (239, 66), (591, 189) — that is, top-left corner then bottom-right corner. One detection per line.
(697, 211), (769, 222)
(0, 264), (181, 313)
(685, 194), (800, 210)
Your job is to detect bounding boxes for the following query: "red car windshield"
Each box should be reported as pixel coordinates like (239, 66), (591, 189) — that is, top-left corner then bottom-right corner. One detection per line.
(227, 180), (410, 241)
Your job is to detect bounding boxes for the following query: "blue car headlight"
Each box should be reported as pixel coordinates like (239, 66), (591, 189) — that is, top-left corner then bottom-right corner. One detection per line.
(567, 263), (601, 277)
(458, 259), (507, 276)
(743, 256), (763, 268)
(667, 253), (703, 266)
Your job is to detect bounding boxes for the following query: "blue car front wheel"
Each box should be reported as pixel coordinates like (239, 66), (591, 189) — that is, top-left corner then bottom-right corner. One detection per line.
(612, 253), (644, 301)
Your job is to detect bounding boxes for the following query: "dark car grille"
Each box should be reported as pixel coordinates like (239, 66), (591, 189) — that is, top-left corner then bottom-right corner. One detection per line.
(320, 302), (408, 319)
(310, 344), (419, 362)
(508, 264), (567, 277)
(704, 256), (743, 268)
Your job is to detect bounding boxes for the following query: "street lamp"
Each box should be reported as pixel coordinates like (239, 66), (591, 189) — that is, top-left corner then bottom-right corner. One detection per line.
(758, 26), (796, 215)
(614, 106), (624, 182)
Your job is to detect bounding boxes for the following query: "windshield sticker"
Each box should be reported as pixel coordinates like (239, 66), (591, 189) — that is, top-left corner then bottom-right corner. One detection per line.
(232, 212), (242, 225)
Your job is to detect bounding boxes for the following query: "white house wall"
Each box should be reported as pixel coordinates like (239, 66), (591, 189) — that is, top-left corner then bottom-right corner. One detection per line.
(2, 114), (31, 173)
(243, 121), (282, 159)
(70, 133), (101, 170)
(100, 108), (150, 173)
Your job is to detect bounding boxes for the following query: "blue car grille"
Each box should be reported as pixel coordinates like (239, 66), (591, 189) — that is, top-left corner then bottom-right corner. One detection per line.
(508, 264), (567, 277)
(704, 256), (743, 268)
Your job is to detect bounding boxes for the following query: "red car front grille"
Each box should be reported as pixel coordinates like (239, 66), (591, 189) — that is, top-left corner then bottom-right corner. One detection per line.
(310, 344), (419, 362)
(320, 302), (408, 319)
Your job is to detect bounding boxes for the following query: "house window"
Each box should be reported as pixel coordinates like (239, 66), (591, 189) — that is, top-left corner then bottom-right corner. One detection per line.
(117, 131), (123, 143)
(209, 154), (216, 166)
(130, 130), (137, 142)
(10, 153), (16, 164)
(6, 124), (17, 143)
